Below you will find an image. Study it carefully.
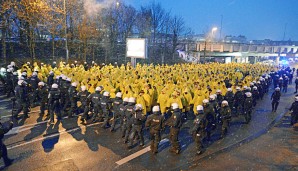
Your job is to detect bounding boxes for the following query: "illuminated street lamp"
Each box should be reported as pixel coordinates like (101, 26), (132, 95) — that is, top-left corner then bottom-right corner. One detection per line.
(203, 27), (218, 63)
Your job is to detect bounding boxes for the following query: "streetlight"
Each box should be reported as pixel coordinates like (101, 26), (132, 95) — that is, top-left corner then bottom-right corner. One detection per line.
(203, 27), (218, 63)
(64, 0), (69, 63)
(211, 27), (218, 41)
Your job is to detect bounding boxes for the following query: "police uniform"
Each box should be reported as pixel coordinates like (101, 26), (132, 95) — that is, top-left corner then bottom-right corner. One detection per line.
(110, 97), (123, 131)
(78, 90), (90, 123)
(48, 87), (61, 123)
(220, 105), (231, 137)
(0, 121), (13, 166)
(192, 113), (206, 154)
(167, 108), (183, 153)
(145, 111), (164, 154)
(129, 109), (146, 147)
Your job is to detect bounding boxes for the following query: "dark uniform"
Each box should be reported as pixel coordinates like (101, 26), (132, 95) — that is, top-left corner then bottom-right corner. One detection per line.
(5, 72), (14, 97)
(220, 105), (231, 137)
(289, 100), (298, 125)
(271, 90), (281, 112)
(47, 74), (54, 87)
(101, 96), (113, 128)
(166, 108), (183, 154)
(145, 110), (164, 154)
(38, 85), (49, 116)
(14, 84), (30, 118)
(243, 96), (253, 123)
(89, 91), (102, 122)
(0, 121), (14, 166)
(68, 85), (78, 118)
(123, 103), (135, 143)
(224, 91), (234, 110)
(203, 103), (216, 140)
(48, 87), (61, 123)
(78, 90), (90, 124)
(110, 97), (123, 131)
(234, 90), (244, 115)
(192, 112), (206, 155)
(252, 89), (259, 107)
(119, 101), (129, 136)
(61, 80), (71, 115)
(295, 78), (298, 93)
(128, 108), (146, 147)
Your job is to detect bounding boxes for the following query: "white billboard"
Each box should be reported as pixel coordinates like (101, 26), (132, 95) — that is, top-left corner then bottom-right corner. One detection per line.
(126, 38), (147, 59)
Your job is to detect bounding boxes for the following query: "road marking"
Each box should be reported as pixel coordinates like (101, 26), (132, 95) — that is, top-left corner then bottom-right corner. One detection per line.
(1, 110), (40, 119)
(115, 138), (169, 166)
(7, 122), (101, 150)
(6, 113), (84, 136)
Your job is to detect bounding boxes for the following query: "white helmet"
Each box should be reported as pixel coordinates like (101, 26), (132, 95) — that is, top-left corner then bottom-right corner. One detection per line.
(247, 87), (251, 91)
(52, 83), (58, 89)
(275, 87), (280, 91)
(95, 87), (102, 91)
(216, 89), (221, 93)
(171, 103), (179, 110)
(116, 92), (122, 98)
(250, 83), (254, 86)
(227, 88), (232, 92)
(62, 75), (67, 80)
(34, 68), (39, 72)
(123, 97), (129, 102)
(32, 72), (37, 76)
(253, 86), (257, 90)
(128, 97), (136, 103)
(203, 99), (209, 104)
(10, 61), (15, 66)
(13, 72), (18, 75)
(0, 67), (6, 72)
(295, 97), (298, 102)
(152, 106), (160, 112)
(38, 82), (45, 86)
(49, 71), (54, 75)
(222, 100), (228, 105)
(22, 72), (27, 76)
(196, 105), (204, 111)
(103, 91), (110, 97)
(66, 78), (72, 82)
(236, 87), (241, 90)
(81, 86), (87, 91)
(135, 104), (143, 111)
(209, 95), (215, 100)
(279, 77), (283, 80)
(243, 86), (248, 90)
(245, 92), (252, 97)
(71, 82), (77, 87)
(18, 80), (24, 86)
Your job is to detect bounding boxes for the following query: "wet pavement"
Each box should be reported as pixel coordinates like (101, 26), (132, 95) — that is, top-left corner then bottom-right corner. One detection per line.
(0, 80), (297, 170)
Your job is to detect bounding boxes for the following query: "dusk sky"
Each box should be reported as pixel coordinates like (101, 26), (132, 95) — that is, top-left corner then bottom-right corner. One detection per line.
(124, 0), (298, 41)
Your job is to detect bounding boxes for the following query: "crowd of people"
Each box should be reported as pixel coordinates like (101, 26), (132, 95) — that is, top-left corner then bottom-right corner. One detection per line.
(0, 60), (297, 157)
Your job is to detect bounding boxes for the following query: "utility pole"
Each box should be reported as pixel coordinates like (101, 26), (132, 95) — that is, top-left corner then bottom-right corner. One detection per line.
(283, 23), (287, 41)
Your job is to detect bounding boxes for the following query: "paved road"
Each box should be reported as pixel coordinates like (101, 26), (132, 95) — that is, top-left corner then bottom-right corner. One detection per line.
(0, 78), (297, 170)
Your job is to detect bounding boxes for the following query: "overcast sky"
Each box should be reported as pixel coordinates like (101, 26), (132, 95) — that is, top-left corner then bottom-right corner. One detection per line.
(124, 0), (298, 41)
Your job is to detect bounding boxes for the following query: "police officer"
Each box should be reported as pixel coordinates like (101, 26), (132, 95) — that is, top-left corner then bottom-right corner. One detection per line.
(110, 92), (123, 132)
(220, 100), (231, 138)
(61, 77), (71, 115)
(14, 80), (30, 119)
(289, 96), (298, 125)
(271, 87), (281, 112)
(252, 86), (259, 107)
(202, 99), (215, 140)
(167, 103), (183, 154)
(243, 92), (253, 123)
(47, 71), (55, 87)
(38, 82), (49, 116)
(282, 76), (289, 93)
(89, 87), (103, 122)
(224, 88), (234, 111)
(145, 106), (164, 154)
(48, 83), (61, 124)
(128, 104), (146, 148)
(234, 87), (244, 116)
(123, 97), (135, 143)
(5, 68), (14, 97)
(119, 97), (129, 138)
(101, 91), (113, 128)
(216, 90), (224, 106)
(294, 77), (298, 93)
(78, 86), (90, 124)
(0, 120), (14, 167)
(192, 105), (206, 155)
(68, 82), (78, 118)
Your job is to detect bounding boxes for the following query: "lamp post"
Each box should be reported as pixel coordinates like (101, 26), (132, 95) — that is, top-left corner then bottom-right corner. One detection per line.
(64, 0), (69, 63)
(203, 27), (218, 63)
